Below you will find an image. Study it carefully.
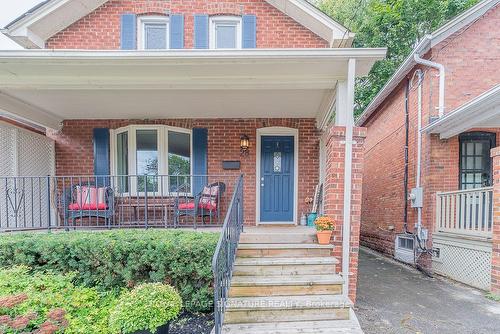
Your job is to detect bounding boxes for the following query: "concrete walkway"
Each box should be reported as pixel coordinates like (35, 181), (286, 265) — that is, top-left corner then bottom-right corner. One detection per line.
(356, 247), (500, 334)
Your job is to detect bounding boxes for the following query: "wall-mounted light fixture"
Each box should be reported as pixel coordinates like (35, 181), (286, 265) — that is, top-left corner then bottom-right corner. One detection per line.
(240, 134), (250, 155)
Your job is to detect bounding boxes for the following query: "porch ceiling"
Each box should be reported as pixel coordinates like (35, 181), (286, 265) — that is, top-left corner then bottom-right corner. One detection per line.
(0, 49), (386, 130)
(423, 85), (500, 139)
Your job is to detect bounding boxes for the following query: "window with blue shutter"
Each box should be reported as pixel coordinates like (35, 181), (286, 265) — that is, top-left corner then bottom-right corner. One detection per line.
(120, 14), (137, 50)
(194, 14), (209, 49)
(242, 15), (257, 48)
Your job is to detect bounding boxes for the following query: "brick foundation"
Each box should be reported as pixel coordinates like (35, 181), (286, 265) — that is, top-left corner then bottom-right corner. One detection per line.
(47, 118), (320, 225)
(323, 125), (366, 302)
(491, 147), (500, 293)
(46, 0), (328, 49)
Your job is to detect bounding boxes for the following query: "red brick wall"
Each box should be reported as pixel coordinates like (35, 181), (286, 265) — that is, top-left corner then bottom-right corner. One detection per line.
(323, 125), (366, 302)
(491, 147), (500, 293)
(46, 0), (328, 49)
(361, 5), (500, 259)
(47, 118), (320, 224)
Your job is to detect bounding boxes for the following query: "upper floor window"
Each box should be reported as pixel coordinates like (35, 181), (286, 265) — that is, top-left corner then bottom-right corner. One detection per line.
(138, 16), (169, 50)
(209, 16), (242, 49)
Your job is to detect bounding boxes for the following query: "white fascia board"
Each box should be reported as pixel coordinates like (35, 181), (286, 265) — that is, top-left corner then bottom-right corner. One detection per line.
(263, 0), (352, 45)
(422, 85), (500, 138)
(356, 37), (431, 126)
(0, 48), (387, 61)
(0, 91), (63, 130)
(431, 0), (500, 47)
(3, 0), (108, 49)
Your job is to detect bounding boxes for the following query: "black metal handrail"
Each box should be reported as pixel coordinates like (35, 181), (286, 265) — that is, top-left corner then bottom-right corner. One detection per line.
(0, 174), (233, 232)
(212, 174), (244, 334)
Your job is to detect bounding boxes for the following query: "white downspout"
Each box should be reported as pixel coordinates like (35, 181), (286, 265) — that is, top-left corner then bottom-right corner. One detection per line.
(411, 70), (424, 235)
(413, 54), (445, 117)
(342, 58), (356, 299)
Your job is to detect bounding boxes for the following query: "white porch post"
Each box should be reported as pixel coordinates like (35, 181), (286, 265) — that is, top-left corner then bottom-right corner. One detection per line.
(341, 58), (356, 298)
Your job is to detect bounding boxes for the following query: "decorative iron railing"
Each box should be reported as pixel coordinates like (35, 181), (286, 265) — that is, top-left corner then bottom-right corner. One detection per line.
(436, 187), (494, 238)
(212, 174), (244, 334)
(0, 174), (235, 231)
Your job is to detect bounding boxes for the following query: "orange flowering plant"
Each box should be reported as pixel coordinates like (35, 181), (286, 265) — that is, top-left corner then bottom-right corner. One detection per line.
(314, 216), (335, 231)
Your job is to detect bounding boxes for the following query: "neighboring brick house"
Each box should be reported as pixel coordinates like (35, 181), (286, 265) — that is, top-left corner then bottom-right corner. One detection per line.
(0, 0), (386, 331)
(357, 0), (500, 293)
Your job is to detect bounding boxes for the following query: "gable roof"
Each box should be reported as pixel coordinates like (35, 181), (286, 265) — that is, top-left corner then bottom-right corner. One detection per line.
(357, 0), (500, 126)
(2, 0), (353, 49)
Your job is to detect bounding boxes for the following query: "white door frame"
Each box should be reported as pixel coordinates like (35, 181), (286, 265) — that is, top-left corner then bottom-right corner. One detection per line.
(256, 127), (299, 225)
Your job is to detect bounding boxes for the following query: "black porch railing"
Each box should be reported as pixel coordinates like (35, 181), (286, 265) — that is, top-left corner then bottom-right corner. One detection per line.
(0, 174), (235, 232)
(212, 174), (244, 334)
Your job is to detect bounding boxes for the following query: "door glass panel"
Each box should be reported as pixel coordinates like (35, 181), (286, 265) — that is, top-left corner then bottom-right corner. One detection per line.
(168, 131), (191, 192)
(136, 129), (158, 192)
(116, 132), (129, 192)
(459, 133), (496, 189)
(273, 152), (282, 172)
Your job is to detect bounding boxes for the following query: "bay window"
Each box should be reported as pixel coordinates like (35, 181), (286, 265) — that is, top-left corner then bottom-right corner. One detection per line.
(111, 125), (192, 194)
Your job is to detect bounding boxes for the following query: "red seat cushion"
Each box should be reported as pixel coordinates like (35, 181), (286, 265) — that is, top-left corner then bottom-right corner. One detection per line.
(178, 202), (195, 210)
(68, 203), (81, 210)
(178, 202), (217, 211)
(68, 202), (107, 210)
(198, 202), (217, 211)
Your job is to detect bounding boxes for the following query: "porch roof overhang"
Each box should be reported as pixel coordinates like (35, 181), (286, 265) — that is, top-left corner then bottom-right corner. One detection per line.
(422, 85), (500, 139)
(0, 48), (386, 130)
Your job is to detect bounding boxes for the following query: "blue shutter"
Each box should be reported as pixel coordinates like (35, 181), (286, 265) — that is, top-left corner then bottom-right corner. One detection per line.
(170, 14), (184, 49)
(93, 128), (110, 186)
(194, 14), (209, 49)
(242, 15), (256, 48)
(120, 14), (137, 50)
(192, 128), (208, 194)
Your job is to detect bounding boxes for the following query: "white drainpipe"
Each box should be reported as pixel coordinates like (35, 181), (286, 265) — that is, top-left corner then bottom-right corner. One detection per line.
(413, 54), (445, 117)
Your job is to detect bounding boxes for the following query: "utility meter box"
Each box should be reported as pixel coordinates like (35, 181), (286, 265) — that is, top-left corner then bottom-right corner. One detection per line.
(410, 187), (423, 208)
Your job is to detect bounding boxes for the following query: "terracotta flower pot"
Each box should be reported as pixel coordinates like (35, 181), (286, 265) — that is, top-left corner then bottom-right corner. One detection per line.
(316, 230), (333, 245)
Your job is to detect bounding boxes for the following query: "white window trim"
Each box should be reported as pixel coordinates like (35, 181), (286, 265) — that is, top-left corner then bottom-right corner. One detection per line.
(137, 15), (170, 50)
(209, 16), (242, 49)
(110, 125), (193, 196)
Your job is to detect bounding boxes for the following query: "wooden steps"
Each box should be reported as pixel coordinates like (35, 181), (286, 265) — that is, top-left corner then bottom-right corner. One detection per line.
(234, 257), (338, 276)
(217, 227), (364, 334)
(220, 319), (364, 334)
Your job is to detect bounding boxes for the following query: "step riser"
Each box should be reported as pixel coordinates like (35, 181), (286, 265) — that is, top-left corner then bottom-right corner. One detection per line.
(224, 308), (350, 324)
(229, 284), (342, 297)
(240, 234), (316, 244)
(237, 248), (332, 258)
(234, 264), (336, 276)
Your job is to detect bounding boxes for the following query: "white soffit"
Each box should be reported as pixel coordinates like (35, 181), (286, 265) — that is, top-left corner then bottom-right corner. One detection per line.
(422, 85), (500, 139)
(0, 49), (386, 130)
(2, 0), (351, 49)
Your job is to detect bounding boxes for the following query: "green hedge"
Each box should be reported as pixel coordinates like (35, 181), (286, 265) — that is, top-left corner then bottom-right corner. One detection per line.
(0, 266), (117, 333)
(0, 230), (219, 312)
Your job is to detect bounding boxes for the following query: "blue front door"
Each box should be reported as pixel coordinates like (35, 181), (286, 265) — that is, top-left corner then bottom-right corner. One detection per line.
(260, 136), (294, 222)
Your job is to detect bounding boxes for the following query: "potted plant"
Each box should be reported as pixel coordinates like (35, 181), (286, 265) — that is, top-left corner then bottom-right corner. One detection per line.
(314, 216), (335, 245)
(109, 283), (182, 334)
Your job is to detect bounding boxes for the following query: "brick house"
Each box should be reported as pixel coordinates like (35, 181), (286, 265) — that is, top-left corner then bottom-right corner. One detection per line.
(357, 0), (500, 293)
(0, 0), (385, 332)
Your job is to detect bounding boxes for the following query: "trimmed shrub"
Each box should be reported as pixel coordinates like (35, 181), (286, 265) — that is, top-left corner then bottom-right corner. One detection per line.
(0, 230), (219, 312)
(109, 283), (182, 334)
(0, 266), (116, 333)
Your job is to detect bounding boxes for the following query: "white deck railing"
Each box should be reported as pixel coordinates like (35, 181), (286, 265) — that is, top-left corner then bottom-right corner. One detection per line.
(436, 187), (494, 238)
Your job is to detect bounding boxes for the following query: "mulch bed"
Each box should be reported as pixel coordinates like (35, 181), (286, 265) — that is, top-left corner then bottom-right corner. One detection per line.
(170, 312), (213, 334)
